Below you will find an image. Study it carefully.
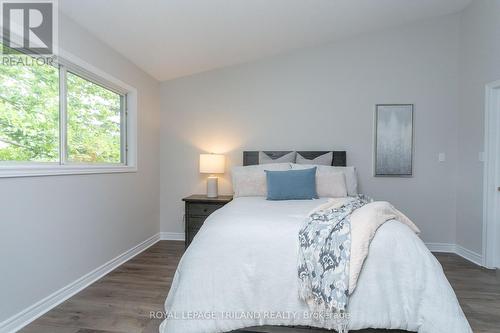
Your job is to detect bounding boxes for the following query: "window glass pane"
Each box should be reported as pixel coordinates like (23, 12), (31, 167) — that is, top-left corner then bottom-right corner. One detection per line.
(0, 50), (59, 162)
(67, 72), (122, 163)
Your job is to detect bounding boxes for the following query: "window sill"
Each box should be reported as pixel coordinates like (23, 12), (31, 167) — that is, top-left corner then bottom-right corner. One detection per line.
(0, 165), (137, 178)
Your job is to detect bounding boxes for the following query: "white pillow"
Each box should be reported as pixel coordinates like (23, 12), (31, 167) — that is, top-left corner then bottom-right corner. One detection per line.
(291, 164), (358, 196)
(317, 170), (347, 198)
(259, 151), (296, 164)
(231, 163), (291, 197)
(296, 152), (333, 166)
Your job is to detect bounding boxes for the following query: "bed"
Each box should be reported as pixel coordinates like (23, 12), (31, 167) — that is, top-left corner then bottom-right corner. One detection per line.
(160, 151), (471, 333)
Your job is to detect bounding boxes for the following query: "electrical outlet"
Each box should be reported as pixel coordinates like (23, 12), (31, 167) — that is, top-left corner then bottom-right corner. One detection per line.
(438, 153), (446, 162)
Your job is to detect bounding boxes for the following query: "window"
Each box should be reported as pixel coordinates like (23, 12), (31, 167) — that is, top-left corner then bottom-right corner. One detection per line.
(66, 71), (124, 164)
(0, 46), (135, 177)
(0, 56), (59, 162)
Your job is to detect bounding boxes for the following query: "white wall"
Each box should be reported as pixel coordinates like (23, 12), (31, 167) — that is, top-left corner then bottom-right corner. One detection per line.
(0, 14), (161, 323)
(456, 0), (500, 254)
(160, 14), (461, 246)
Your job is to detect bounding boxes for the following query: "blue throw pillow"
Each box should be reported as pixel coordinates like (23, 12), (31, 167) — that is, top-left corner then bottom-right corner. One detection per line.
(265, 167), (318, 200)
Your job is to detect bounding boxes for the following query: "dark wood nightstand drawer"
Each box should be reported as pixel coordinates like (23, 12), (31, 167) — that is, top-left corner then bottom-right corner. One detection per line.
(188, 203), (224, 216)
(183, 195), (233, 248)
(187, 216), (206, 230)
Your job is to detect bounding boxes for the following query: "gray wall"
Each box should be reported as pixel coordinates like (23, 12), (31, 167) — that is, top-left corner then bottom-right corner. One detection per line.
(456, 0), (500, 254)
(160, 14), (461, 246)
(0, 14), (161, 322)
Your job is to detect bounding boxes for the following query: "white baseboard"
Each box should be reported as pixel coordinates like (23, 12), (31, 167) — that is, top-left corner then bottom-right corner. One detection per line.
(455, 244), (483, 266)
(425, 242), (483, 266)
(425, 242), (456, 253)
(160, 232), (185, 241)
(0, 233), (160, 333)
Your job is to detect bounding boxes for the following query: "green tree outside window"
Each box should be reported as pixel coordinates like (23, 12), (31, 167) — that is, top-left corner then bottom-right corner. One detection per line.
(0, 45), (124, 164)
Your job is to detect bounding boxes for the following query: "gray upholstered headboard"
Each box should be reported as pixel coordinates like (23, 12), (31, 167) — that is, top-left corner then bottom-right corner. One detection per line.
(243, 151), (346, 166)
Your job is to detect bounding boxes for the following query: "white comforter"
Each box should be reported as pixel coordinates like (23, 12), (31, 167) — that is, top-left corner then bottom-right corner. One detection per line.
(160, 197), (471, 333)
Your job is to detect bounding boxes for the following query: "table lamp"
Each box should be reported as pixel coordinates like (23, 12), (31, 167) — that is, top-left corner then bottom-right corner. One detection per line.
(199, 153), (225, 198)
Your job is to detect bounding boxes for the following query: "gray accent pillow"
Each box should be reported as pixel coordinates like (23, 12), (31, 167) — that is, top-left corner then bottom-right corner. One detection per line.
(259, 151), (296, 164)
(296, 152), (333, 166)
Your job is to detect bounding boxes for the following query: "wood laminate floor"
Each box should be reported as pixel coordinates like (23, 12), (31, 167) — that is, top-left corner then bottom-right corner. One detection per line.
(19, 241), (500, 333)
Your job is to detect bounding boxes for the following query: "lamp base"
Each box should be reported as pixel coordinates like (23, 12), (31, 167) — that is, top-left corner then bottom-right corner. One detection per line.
(206, 176), (218, 198)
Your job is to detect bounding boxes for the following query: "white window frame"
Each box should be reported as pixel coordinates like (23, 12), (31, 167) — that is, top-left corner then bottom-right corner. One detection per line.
(0, 49), (138, 178)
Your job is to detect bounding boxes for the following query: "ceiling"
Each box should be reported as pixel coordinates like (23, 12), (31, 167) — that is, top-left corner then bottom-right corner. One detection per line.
(60, 0), (472, 82)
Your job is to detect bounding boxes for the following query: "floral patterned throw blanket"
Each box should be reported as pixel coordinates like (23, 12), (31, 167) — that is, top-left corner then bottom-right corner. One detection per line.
(297, 195), (372, 332)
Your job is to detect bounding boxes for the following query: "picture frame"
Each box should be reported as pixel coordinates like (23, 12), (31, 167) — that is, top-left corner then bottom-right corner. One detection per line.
(374, 104), (414, 177)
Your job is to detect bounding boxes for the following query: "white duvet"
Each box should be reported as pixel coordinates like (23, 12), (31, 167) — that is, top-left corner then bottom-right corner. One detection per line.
(160, 197), (472, 333)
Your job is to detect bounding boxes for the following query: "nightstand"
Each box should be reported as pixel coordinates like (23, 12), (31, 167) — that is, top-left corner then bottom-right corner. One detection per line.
(182, 194), (233, 248)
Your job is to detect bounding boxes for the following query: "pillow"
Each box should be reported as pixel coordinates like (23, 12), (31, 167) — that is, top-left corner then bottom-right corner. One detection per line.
(231, 163), (291, 197)
(296, 152), (333, 166)
(265, 168), (318, 200)
(291, 164), (358, 196)
(311, 167), (348, 198)
(259, 151), (296, 164)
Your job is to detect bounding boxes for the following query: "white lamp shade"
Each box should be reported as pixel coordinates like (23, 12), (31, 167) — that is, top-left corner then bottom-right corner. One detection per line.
(199, 154), (225, 174)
